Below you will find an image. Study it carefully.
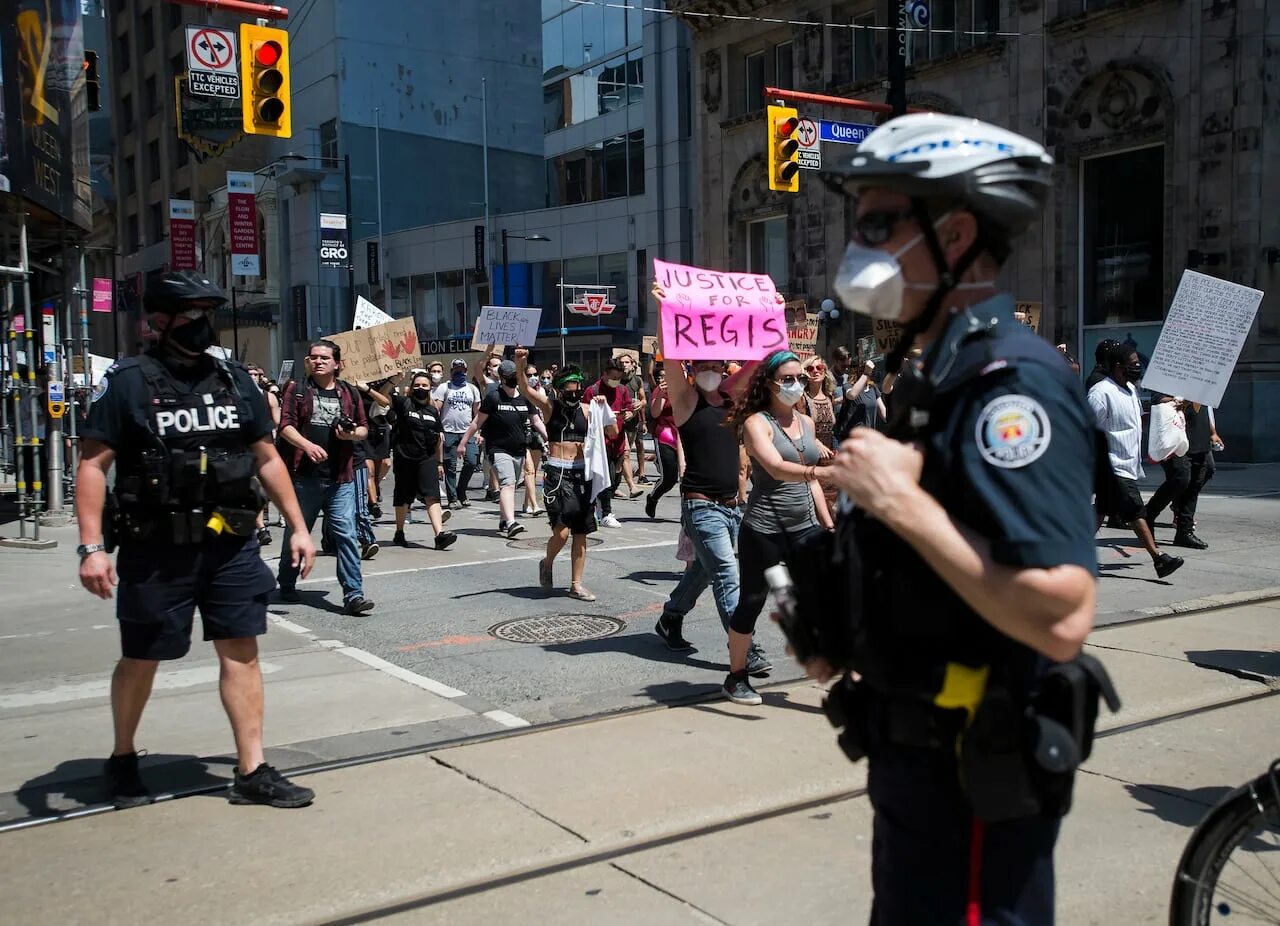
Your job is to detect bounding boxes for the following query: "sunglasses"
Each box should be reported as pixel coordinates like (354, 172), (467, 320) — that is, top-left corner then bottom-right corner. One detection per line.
(774, 374), (810, 387)
(852, 209), (916, 247)
(808, 363), (826, 372)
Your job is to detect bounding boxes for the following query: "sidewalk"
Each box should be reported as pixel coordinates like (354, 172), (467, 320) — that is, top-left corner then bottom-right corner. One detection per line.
(3, 600), (1278, 925)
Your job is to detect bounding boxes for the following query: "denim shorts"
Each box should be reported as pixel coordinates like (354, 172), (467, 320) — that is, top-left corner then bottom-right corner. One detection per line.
(489, 449), (523, 487)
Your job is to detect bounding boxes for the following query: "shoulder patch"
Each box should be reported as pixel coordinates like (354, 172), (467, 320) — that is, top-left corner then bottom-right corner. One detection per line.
(974, 394), (1051, 469)
(91, 376), (110, 403)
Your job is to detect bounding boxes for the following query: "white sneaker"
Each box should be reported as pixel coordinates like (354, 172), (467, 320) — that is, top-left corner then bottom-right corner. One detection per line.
(601, 514), (623, 529)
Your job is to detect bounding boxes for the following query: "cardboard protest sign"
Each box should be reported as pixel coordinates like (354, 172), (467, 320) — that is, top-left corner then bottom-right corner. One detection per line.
(857, 336), (878, 364)
(641, 336), (659, 356)
(471, 305), (541, 348)
(1015, 301), (1042, 334)
(873, 319), (904, 356)
(1141, 270), (1264, 407)
(653, 258), (787, 360)
(330, 316), (422, 384)
(353, 296), (395, 330)
(277, 360), (294, 385)
(787, 313), (819, 359)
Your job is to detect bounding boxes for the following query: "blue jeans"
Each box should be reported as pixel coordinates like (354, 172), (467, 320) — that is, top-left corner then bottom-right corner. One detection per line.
(351, 465), (376, 546)
(441, 432), (479, 502)
(278, 478), (364, 603)
(663, 498), (742, 629)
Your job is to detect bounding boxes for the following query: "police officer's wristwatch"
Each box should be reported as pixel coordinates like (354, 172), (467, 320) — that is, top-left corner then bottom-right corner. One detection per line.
(77, 543), (107, 560)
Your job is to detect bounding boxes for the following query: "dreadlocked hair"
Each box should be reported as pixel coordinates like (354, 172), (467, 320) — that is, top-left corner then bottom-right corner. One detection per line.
(724, 349), (796, 441)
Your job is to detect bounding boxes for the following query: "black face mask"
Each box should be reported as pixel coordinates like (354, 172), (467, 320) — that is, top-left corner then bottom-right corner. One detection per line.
(411, 387), (432, 401)
(1124, 363), (1143, 381)
(165, 314), (215, 355)
(502, 375), (519, 389)
(561, 391), (581, 406)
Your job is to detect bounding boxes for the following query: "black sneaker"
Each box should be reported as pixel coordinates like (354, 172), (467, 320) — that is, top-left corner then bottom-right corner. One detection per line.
(723, 672), (763, 706)
(278, 587), (301, 603)
(644, 492), (658, 521)
(440, 508), (452, 525)
(485, 489), (500, 502)
(637, 476), (653, 486)
(103, 752), (153, 808)
(1155, 553), (1185, 579)
(368, 502), (383, 521)
(228, 763), (314, 808)
(435, 530), (458, 550)
(1173, 532), (1209, 550)
(344, 597), (376, 615)
(361, 540), (380, 560)
(393, 530), (407, 547)
(505, 521), (526, 539)
(256, 527), (273, 546)
(746, 644), (773, 677)
(655, 613), (693, 651)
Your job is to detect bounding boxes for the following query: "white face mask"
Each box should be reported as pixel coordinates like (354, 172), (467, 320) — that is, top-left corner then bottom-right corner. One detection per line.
(429, 372), (443, 385)
(776, 381), (806, 406)
(695, 370), (723, 392)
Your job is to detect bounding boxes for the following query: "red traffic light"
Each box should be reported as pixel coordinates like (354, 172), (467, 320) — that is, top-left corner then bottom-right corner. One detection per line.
(776, 115), (800, 137)
(255, 41), (282, 67)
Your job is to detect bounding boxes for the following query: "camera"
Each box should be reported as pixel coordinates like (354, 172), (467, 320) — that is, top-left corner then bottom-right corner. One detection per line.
(334, 415), (356, 433)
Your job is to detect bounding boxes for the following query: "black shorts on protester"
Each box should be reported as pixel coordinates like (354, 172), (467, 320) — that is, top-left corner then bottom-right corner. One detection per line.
(1099, 473), (1147, 524)
(116, 536), (276, 660)
(364, 426), (393, 461)
(393, 455), (441, 506)
(543, 461), (597, 536)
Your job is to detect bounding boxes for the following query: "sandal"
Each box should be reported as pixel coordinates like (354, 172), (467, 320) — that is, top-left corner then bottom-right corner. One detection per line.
(568, 584), (597, 602)
(539, 559), (553, 590)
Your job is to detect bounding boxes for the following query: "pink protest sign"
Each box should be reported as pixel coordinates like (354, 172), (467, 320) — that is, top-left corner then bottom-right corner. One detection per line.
(653, 259), (788, 360)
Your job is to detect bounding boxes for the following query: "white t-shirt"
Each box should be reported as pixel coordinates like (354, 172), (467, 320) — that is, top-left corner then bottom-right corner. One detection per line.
(432, 381), (481, 433)
(1088, 378), (1144, 480)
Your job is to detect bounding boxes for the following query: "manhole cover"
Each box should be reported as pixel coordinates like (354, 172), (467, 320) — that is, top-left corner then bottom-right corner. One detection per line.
(506, 536), (603, 551)
(489, 614), (625, 645)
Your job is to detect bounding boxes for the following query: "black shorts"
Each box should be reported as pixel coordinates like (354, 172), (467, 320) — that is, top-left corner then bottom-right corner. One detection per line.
(544, 463), (597, 536)
(393, 454), (441, 506)
(364, 427), (393, 462)
(116, 536), (276, 661)
(1100, 474), (1147, 523)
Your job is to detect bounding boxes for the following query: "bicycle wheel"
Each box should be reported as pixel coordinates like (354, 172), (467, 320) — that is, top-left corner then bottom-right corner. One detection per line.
(1170, 763), (1280, 924)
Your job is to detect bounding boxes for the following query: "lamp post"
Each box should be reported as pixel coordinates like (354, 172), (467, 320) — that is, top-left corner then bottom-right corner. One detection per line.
(500, 231), (551, 308)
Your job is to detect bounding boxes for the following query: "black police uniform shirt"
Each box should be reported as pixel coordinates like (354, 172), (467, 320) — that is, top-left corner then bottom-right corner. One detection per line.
(392, 395), (442, 462)
(479, 388), (530, 456)
(83, 352), (272, 456)
(864, 294), (1098, 693)
(297, 385), (343, 481)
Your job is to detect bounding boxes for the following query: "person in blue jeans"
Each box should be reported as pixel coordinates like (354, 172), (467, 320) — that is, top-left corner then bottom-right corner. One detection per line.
(274, 340), (376, 615)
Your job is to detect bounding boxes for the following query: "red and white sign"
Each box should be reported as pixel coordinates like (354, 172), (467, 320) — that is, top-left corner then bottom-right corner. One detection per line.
(567, 293), (616, 316)
(92, 278), (113, 313)
(796, 118), (818, 148)
(226, 171), (260, 277)
(169, 199), (197, 271)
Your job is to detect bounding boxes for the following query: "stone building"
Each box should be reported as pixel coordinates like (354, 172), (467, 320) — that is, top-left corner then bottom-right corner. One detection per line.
(672, 0), (1280, 460)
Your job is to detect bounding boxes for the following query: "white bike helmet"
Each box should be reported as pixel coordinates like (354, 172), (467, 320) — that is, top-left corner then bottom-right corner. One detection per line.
(825, 113), (1054, 237)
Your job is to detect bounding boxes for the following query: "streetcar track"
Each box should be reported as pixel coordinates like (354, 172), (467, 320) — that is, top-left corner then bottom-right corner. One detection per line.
(2, 598), (1277, 836)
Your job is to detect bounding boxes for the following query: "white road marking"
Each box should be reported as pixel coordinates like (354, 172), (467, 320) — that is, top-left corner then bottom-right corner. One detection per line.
(483, 709), (532, 728)
(0, 662), (283, 709)
(313, 640), (467, 699)
(0, 624), (117, 642)
(268, 615), (312, 635)
(298, 539), (677, 585)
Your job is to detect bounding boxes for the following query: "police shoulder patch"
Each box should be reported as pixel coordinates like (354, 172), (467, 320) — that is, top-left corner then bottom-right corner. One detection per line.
(974, 394), (1051, 469)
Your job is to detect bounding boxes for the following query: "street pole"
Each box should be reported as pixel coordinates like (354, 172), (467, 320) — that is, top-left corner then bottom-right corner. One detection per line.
(501, 229), (509, 305)
(481, 78), (491, 295)
(232, 286), (239, 358)
(375, 106), (385, 296)
(887, 0), (908, 116)
(557, 282), (567, 368)
(343, 153), (355, 324)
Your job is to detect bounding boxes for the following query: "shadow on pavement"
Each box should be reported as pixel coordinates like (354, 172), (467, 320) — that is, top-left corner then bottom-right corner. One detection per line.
(544, 631), (728, 673)
(14, 754), (237, 819)
(617, 569), (684, 586)
(450, 584), (552, 602)
(1186, 649), (1280, 681)
(274, 589), (349, 615)
(1123, 781), (1235, 828)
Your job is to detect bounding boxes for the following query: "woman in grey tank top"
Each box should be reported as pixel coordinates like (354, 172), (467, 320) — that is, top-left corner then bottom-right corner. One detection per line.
(721, 350), (840, 705)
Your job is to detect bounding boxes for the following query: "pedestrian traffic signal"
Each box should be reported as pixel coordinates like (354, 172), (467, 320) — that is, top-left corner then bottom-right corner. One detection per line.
(240, 23), (291, 138)
(768, 104), (801, 193)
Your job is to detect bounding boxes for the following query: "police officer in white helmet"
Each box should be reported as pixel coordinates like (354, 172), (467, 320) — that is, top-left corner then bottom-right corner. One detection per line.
(76, 271), (317, 810)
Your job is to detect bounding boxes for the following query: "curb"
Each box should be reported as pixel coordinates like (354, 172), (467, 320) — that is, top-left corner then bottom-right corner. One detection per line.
(1096, 586), (1280, 628)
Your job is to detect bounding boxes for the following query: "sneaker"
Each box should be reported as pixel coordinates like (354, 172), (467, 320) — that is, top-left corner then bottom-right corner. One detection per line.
(644, 493), (658, 521)
(1173, 532), (1209, 550)
(655, 613), (692, 651)
(568, 584), (597, 602)
(344, 597), (376, 615)
(449, 500), (463, 511)
(278, 587), (301, 603)
(227, 763), (314, 808)
(505, 521), (526, 539)
(723, 672), (763, 706)
(440, 508), (452, 525)
(393, 530), (407, 547)
(103, 752), (153, 808)
(601, 514), (623, 529)
(746, 643), (773, 677)
(539, 559), (553, 589)
(361, 540), (380, 561)
(459, 497), (472, 508)
(368, 502), (383, 521)
(637, 476), (653, 486)
(1155, 553), (1185, 579)
(256, 527), (273, 546)
(485, 489), (500, 502)
(435, 530), (458, 550)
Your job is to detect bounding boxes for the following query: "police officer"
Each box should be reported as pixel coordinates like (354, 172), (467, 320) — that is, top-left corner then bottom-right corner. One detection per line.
(75, 271), (317, 810)
(813, 115), (1103, 922)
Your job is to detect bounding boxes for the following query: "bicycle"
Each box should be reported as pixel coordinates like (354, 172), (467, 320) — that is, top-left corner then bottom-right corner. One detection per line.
(1170, 759), (1280, 923)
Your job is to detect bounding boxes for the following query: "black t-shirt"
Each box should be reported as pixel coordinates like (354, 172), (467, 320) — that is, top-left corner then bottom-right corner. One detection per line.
(480, 388), (530, 456)
(83, 353), (272, 452)
(392, 395), (442, 461)
(297, 386), (342, 481)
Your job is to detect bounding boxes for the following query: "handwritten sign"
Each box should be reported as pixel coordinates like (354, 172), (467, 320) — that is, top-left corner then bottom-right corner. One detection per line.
(1015, 301), (1042, 334)
(1141, 270), (1264, 407)
(873, 319), (905, 356)
(653, 258), (787, 361)
(353, 296), (394, 330)
(330, 316), (422, 384)
(471, 305), (541, 348)
(787, 313), (819, 359)
(641, 336), (659, 356)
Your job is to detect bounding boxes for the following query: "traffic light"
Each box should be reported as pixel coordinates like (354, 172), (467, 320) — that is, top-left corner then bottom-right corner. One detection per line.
(240, 23), (291, 138)
(767, 104), (800, 193)
(83, 51), (100, 112)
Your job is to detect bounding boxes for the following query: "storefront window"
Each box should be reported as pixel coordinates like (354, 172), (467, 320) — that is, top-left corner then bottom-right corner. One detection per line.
(412, 274), (438, 339)
(438, 269), (466, 336)
(1082, 146), (1165, 327)
(389, 277), (411, 318)
(748, 217), (789, 291)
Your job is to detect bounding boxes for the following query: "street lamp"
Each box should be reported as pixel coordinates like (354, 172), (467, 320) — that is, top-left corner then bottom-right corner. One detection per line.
(500, 230), (551, 308)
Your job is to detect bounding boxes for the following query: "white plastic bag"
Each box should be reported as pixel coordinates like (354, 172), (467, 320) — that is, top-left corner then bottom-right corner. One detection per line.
(1148, 401), (1189, 462)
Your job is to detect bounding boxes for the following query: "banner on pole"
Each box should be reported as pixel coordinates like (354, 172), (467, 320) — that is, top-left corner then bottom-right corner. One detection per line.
(92, 278), (113, 313)
(169, 199), (197, 270)
(227, 171), (260, 276)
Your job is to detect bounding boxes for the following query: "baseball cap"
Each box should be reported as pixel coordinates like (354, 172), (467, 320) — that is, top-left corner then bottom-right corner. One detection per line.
(450, 358), (467, 370)
(498, 360), (517, 378)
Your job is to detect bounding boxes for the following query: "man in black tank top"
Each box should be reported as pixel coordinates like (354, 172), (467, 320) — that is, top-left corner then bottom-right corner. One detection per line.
(650, 346), (769, 675)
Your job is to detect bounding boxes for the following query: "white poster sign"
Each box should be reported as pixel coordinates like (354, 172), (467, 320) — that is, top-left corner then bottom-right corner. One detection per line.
(1142, 270), (1264, 407)
(471, 305), (542, 348)
(353, 295), (394, 330)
